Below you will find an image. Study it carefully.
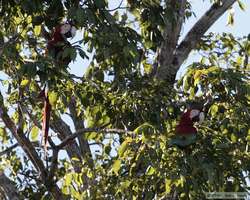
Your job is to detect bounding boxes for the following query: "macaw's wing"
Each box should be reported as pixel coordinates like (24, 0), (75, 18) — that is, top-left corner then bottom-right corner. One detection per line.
(169, 134), (197, 148)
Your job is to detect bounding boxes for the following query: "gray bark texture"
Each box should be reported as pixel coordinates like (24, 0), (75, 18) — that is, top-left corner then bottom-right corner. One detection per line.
(156, 0), (237, 83)
(0, 171), (22, 200)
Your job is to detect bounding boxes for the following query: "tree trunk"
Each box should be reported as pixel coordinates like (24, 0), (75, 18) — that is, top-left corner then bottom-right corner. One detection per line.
(0, 171), (23, 200)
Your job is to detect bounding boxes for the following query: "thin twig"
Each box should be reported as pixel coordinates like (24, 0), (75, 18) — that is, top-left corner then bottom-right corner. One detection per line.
(47, 149), (59, 182)
(107, 0), (126, 12)
(0, 143), (19, 156)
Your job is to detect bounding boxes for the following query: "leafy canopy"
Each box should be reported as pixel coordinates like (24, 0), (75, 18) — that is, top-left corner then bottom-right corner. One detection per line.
(0, 0), (249, 199)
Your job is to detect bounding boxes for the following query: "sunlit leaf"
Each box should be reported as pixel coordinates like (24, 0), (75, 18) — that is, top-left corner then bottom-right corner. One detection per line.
(237, 0), (246, 11)
(145, 165), (155, 175)
(227, 9), (234, 26)
(20, 79), (29, 88)
(34, 25), (41, 36)
(30, 126), (39, 141)
(165, 179), (172, 194)
(209, 104), (218, 117)
(112, 159), (121, 175)
(118, 137), (132, 157)
(48, 91), (58, 107)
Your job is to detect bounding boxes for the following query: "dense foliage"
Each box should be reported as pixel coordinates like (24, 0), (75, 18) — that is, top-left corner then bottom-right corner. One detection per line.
(0, 0), (249, 199)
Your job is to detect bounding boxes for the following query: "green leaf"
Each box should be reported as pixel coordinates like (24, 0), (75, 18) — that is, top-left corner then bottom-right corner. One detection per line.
(104, 144), (112, 155)
(175, 175), (185, 188)
(134, 123), (155, 135)
(193, 70), (202, 86)
(120, 180), (131, 190)
(62, 47), (72, 59)
(20, 63), (37, 77)
(20, 79), (29, 88)
(143, 62), (152, 74)
(70, 48), (77, 61)
(0, 128), (8, 144)
(227, 9), (234, 26)
(237, 0), (246, 11)
(165, 179), (172, 194)
(34, 25), (41, 36)
(95, 0), (106, 8)
(61, 185), (69, 195)
(30, 126), (39, 141)
(85, 132), (98, 140)
(183, 76), (191, 92)
(118, 138), (132, 157)
(48, 91), (58, 107)
(75, 8), (87, 25)
(246, 134), (250, 142)
(231, 134), (237, 143)
(64, 173), (73, 186)
(209, 104), (218, 117)
(112, 159), (121, 175)
(145, 165), (155, 175)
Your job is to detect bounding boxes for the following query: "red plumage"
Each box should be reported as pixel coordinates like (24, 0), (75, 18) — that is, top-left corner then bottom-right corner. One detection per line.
(39, 86), (51, 151)
(175, 109), (197, 135)
(47, 23), (76, 66)
(42, 95), (51, 148)
(169, 108), (204, 149)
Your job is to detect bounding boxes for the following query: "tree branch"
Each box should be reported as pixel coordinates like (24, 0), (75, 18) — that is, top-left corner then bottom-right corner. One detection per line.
(0, 93), (47, 180)
(57, 128), (133, 150)
(156, 0), (187, 82)
(0, 93), (65, 199)
(47, 149), (59, 183)
(68, 97), (93, 166)
(0, 171), (23, 200)
(156, 0), (237, 83)
(0, 143), (19, 156)
(21, 103), (85, 172)
(106, 0), (125, 12)
(50, 114), (82, 158)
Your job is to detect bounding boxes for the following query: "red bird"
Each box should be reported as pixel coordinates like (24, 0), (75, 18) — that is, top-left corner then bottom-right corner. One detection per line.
(47, 23), (76, 66)
(169, 108), (204, 149)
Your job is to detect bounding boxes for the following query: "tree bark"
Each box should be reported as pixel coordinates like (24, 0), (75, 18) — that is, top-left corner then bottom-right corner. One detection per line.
(0, 171), (23, 200)
(0, 93), (66, 199)
(68, 97), (93, 167)
(156, 0), (237, 83)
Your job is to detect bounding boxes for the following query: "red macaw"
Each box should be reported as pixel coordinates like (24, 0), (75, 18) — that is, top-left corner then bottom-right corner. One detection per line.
(47, 23), (76, 66)
(169, 108), (205, 149)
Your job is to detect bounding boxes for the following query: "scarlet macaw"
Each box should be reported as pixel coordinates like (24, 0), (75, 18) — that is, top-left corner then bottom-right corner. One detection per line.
(169, 108), (205, 149)
(47, 23), (76, 66)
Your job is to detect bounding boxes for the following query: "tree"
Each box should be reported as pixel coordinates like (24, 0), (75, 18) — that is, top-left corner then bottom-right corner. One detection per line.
(0, 0), (249, 199)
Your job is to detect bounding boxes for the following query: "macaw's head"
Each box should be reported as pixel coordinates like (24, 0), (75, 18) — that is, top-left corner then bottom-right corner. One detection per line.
(59, 23), (76, 38)
(189, 109), (205, 124)
(175, 106), (205, 135)
(52, 23), (77, 42)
